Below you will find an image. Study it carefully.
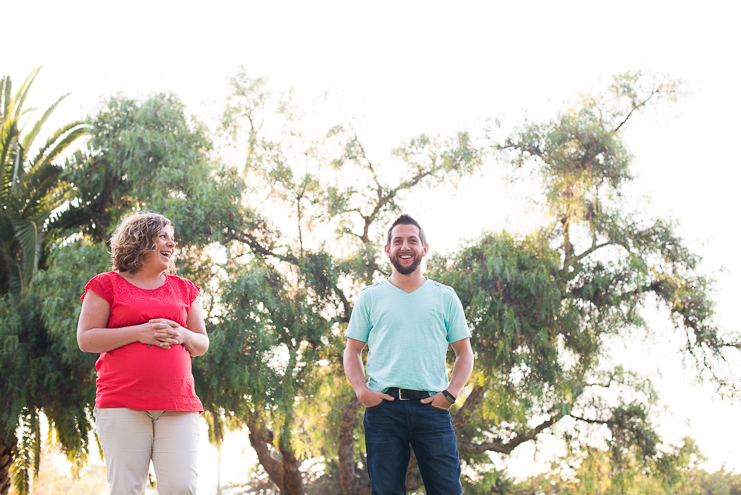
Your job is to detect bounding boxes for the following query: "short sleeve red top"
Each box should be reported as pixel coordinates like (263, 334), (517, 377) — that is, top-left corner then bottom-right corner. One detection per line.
(81, 272), (203, 412)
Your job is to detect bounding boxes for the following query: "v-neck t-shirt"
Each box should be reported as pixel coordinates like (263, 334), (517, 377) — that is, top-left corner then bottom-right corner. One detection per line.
(345, 278), (471, 394)
(81, 272), (203, 412)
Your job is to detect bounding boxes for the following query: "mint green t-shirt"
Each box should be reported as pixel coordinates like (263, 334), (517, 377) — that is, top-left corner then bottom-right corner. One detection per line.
(345, 278), (471, 395)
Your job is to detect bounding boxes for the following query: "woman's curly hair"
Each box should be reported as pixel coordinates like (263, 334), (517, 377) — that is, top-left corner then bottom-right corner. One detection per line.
(110, 213), (176, 274)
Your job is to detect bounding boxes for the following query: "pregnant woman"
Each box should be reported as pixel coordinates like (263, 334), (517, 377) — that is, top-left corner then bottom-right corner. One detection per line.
(77, 213), (208, 494)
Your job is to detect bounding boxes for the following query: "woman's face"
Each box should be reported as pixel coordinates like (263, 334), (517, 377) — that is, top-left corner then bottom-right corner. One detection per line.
(144, 225), (175, 273)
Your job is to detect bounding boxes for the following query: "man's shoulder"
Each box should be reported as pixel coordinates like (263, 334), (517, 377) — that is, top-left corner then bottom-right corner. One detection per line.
(360, 280), (387, 293)
(426, 279), (457, 294)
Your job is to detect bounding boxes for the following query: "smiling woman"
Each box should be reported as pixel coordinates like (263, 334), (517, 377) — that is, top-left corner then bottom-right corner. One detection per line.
(76, 212), (209, 495)
(108, 213), (178, 277)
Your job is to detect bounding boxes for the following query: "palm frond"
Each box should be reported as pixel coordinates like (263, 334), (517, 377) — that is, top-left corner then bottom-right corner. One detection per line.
(15, 161), (64, 210)
(1, 71), (87, 303)
(10, 410), (41, 495)
(46, 203), (95, 232)
(27, 121), (88, 171)
(10, 217), (46, 293)
(11, 142), (24, 189)
(20, 94), (69, 158)
(1, 247), (23, 297)
(0, 76), (6, 122)
(32, 415), (41, 481)
(1, 118), (20, 180)
(2, 76), (11, 121)
(14, 68), (40, 119)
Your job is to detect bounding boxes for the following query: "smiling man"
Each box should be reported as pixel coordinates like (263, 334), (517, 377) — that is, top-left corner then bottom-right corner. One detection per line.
(343, 214), (474, 495)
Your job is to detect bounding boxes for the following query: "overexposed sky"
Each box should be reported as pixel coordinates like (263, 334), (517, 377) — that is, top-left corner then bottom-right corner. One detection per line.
(7, 0), (741, 487)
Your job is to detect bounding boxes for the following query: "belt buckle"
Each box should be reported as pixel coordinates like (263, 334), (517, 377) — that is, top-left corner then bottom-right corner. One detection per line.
(398, 389), (410, 400)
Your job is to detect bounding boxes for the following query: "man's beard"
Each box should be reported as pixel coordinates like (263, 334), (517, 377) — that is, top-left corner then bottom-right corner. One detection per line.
(390, 252), (423, 275)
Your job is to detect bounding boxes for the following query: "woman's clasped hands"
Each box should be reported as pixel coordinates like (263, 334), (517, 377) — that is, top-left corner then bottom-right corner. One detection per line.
(146, 318), (185, 349)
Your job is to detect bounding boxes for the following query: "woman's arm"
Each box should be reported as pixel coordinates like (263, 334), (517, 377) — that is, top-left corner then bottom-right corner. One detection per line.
(77, 291), (174, 353)
(184, 297), (209, 356)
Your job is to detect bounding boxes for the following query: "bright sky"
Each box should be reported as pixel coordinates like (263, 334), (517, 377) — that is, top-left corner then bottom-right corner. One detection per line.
(7, 0), (741, 489)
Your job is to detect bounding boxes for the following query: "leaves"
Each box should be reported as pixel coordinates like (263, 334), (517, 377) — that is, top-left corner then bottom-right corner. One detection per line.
(0, 69), (88, 300)
(4, 68), (735, 495)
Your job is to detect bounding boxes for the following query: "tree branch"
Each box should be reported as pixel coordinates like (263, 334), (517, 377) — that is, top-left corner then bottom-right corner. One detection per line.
(569, 241), (614, 267)
(613, 89), (661, 133)
(459, 413), (562, 454)
(569, 413), (612, 427)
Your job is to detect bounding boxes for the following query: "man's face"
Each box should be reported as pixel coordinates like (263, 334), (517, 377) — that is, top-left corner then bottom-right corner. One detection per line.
(385, 224), (429, 275)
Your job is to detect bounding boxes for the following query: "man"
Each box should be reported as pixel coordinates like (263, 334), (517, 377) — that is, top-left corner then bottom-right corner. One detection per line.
(343, 214), (474, 495)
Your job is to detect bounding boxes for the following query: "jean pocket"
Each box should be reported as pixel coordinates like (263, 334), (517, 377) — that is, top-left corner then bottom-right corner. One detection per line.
(430, 404), (451, 412)
(365, 400), (385, 411)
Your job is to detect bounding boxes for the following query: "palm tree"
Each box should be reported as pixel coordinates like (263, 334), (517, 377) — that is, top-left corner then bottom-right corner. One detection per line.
(0, 68), (87, 299)
(0, 69), (88, 495)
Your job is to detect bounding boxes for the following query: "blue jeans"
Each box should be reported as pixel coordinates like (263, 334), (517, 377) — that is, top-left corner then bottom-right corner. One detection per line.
(364, 398), (462, 495)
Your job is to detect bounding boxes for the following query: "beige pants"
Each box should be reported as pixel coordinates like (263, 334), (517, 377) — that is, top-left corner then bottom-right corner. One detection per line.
(94, 408), (199, 495)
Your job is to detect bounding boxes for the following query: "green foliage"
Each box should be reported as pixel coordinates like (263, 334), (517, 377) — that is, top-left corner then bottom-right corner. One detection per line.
(60, 92), (244, 245)
(194, 70), (486, 493)
(35, 242), (110, 361)
(0, 69), (87, 299)
(406, 70), (738, 490)
(429, 232), (564, 381)
(1, 289), (95, 495)
(18, 434), (108, 495)
(5, 69), (735, 495)
(0, 69), (90, 495)
(194, 69), (738, 495)
(514, 437), (741, 495)
(1, 88), (247, 494)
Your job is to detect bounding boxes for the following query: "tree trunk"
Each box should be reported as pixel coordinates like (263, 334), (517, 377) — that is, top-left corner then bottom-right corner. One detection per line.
(247, 426), (284, 491)
(247, 419), (306, 495)
(278, 439), (305, 495)
(451, 384), (488, 433)
(338, 396), (371, 495)
(562, 214), (572, 266)
(0, 434), (13, 495)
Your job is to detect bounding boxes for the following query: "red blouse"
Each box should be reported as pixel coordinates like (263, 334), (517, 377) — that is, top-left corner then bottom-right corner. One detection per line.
(81, 272), (203, 412)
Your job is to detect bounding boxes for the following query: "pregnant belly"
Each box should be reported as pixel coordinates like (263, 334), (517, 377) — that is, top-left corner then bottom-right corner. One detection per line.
(96, 343), (194, 398)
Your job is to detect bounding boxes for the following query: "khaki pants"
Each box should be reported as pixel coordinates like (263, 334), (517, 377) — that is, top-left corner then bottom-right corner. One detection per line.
(94, 408), (199, 495)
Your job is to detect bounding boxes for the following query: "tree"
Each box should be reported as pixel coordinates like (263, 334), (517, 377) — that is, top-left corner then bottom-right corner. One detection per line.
(190, 70), (740, 495)
(194, 68), (482, 495)
(0, 69), (88, 495)
(414, 71), (740, 492)
(14, 69), (737, 494)
(3, 89), (247, 495)
(0, 69), (87, 298)
(510, 437), (741, 495)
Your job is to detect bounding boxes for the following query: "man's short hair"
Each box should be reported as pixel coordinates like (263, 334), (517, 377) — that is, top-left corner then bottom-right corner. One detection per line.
(386, 214), (427, 246)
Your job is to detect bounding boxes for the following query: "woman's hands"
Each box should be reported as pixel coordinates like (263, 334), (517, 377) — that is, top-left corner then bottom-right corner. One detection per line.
(148, 298), (209, 357)
(148, 319), (187, 350)
(147, 318), (208, 356)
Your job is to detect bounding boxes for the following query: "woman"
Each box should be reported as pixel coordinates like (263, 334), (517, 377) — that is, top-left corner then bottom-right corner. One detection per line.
(77, 213), (208, 495)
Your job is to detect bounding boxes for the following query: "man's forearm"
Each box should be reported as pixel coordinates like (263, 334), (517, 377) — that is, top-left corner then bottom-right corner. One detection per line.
(343, 347), (370, 395)
(446, 350), (474, 398)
